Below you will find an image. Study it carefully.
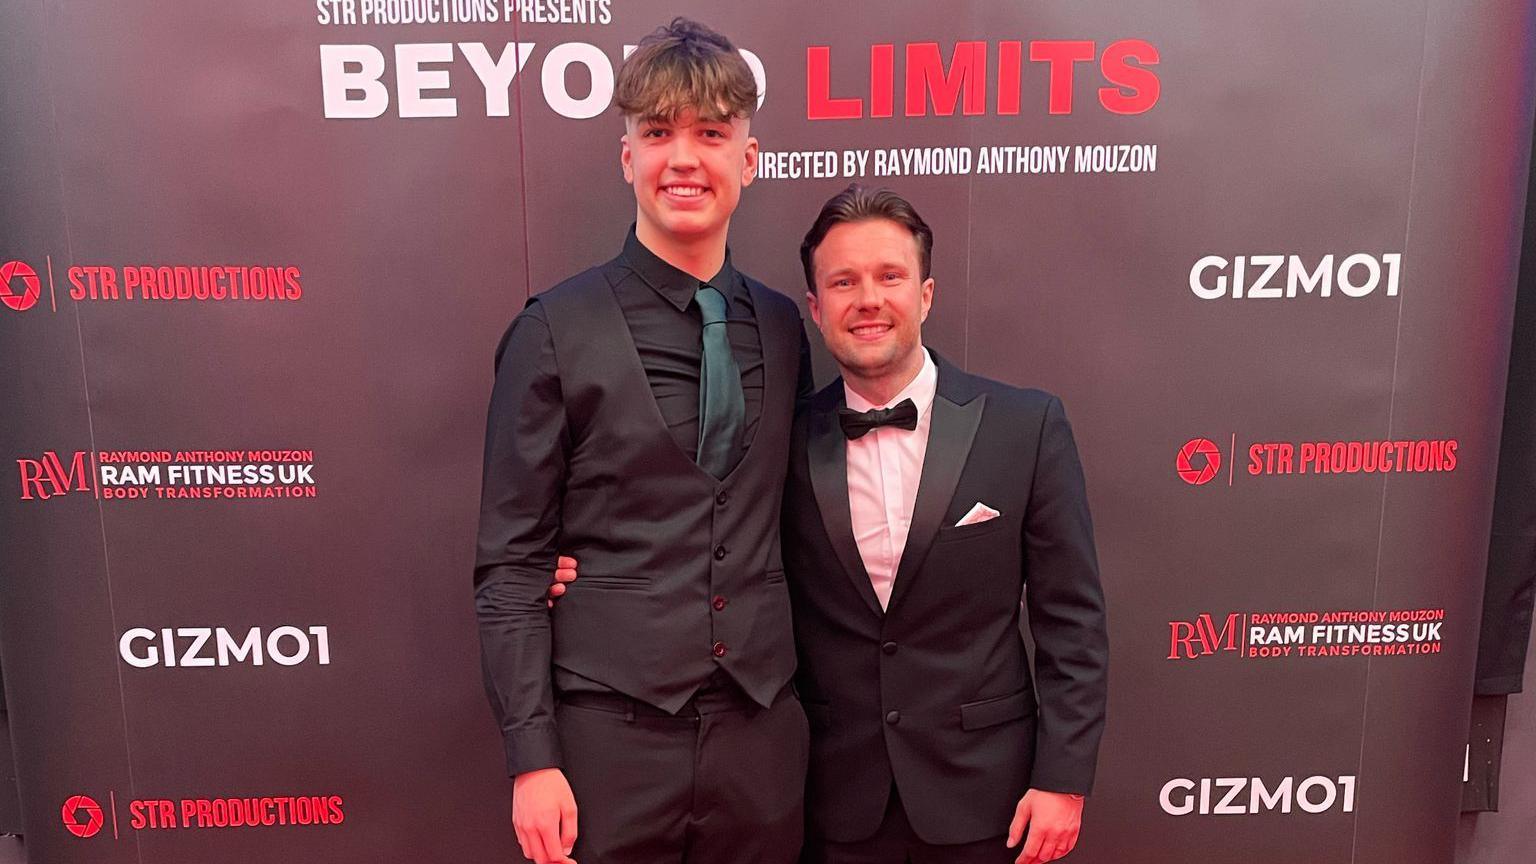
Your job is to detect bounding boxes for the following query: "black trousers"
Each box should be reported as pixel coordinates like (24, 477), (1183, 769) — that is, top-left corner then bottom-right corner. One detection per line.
(802, 785), (1014, 864)
(547, 680), (808, 864)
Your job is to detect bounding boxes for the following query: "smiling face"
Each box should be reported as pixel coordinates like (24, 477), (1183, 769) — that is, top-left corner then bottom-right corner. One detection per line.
(621, 108), (758, 260)
(807, 218), (934, 395)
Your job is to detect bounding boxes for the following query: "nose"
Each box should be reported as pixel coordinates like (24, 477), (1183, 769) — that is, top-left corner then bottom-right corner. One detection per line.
(854, 276), (882, 311)
(666, 135), (701, 170)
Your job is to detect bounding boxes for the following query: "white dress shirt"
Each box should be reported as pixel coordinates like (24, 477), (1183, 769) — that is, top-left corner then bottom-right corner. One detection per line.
(844, 349), (938, 610)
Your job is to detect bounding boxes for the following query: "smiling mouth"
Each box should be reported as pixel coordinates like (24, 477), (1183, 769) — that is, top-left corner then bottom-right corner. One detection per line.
(849, 323), (892, 338)
(662, 185), (709, 198)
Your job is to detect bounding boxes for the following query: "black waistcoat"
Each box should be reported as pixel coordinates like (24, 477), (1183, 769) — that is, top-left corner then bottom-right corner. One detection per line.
(536, 262), (800, 712)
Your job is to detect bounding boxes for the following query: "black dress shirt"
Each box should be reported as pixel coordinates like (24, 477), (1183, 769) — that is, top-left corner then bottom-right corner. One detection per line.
(613, 228), (768, 458)
(480, 228), (813, 704)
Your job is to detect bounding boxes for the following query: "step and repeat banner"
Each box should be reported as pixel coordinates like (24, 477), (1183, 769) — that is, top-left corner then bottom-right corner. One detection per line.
(2, 0), (1533, 862)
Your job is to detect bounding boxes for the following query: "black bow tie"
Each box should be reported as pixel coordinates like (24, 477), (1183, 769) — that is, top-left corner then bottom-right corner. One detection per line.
(838, 399), (919, 440)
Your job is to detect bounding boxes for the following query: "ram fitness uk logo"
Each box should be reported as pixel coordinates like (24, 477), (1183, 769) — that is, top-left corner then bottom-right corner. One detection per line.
(1, 260), (41, 312)
(1167, 609), (1446, 660)
(16, 449), (318, 502)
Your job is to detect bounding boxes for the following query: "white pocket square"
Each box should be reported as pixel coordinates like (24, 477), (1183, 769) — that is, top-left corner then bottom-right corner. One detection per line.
(955, 502), (1001, 527)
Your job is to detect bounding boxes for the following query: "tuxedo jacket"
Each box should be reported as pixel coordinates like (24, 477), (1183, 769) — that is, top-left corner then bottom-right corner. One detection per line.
(783, 353), (1108, 845)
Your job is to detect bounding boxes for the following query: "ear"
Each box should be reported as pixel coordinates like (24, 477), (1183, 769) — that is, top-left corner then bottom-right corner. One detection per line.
(918, 277), (935, 323)
(741, 135), (760, 187)
(620, 133), (634, 184)
(806, 290), (822, 328)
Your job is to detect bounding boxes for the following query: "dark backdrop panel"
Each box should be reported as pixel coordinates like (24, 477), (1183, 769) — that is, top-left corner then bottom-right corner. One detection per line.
(1, 0), (1532, 862)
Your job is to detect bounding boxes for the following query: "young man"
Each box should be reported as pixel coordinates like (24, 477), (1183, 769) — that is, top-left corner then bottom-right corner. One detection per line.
(787, 186), (1108, 864)
(474, 19), (811, 864)
(554, 185), (1109, 864)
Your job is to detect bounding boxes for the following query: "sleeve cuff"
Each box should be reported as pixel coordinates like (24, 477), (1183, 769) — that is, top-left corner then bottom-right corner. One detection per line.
(1028, 756), (1095, 797)
(505, 726), (562, 777)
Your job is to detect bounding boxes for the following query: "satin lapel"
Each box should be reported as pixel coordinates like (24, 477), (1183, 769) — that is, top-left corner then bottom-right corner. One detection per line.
(885, 390), (986, 614)
(807, 400), (884, 617)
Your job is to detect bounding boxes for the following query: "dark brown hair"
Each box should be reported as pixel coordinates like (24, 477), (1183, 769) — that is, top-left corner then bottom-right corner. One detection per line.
(614, 18), (758, 123)
(800, 184), (934, 292)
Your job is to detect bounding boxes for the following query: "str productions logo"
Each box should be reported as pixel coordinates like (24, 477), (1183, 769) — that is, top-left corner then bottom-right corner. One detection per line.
(1178, 434), (1457, 487)
(62, 795), (104, 838)
(1, 260), (41, 312)
(0, 255), (301, 311)
(1176, 437), (1221, 486)
(56, 789), (345, 837)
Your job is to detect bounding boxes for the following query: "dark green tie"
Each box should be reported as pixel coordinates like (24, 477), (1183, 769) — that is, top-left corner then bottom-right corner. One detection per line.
(695, 284), (744, 479)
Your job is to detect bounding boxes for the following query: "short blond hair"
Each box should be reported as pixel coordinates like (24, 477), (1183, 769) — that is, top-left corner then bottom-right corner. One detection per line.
(614, 18), (757, 123)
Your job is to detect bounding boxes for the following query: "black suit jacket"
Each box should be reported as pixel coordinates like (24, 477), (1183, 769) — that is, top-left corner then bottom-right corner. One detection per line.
(784, 353), (1108, 845)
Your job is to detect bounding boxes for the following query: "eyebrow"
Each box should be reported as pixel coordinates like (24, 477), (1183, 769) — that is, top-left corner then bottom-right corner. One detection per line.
(635, 109), (736, 126)
(822, 261), (910, 278)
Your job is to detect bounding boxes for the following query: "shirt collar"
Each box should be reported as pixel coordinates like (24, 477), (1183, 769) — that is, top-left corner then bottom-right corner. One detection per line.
(844, 348), (938, 420)
(620, 225), (738, 313)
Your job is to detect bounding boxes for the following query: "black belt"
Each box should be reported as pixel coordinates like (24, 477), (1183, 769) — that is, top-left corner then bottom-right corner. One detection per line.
(558, 679), (794, 719)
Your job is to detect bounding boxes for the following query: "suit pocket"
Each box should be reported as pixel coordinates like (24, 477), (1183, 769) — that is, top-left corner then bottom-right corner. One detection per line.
(765, 568), (786, 584)
(573, 575), (647, 592)
(960, 690), (1033, 731)
(934, 517), (1009, 544)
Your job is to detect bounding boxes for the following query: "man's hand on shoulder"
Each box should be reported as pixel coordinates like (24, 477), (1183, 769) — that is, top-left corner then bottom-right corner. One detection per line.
(1007, 788), (1084, 864)
(546, 556), (578, 606)
(512, 767), (579, 863)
